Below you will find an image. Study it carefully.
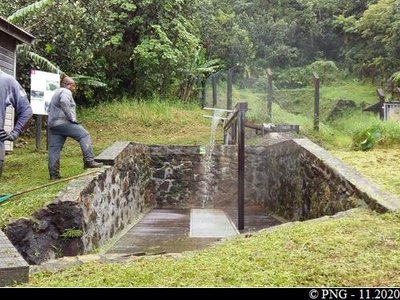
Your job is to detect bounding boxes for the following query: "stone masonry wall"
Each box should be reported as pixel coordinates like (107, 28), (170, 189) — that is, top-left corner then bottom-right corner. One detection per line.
(148, 145), (205, 208)
(147, 145), (238, 209)
(206, 139), (400, 221)
(4, 142), (152, 265)
(80, 143), (152, 252)
(260, 139), (359, 221)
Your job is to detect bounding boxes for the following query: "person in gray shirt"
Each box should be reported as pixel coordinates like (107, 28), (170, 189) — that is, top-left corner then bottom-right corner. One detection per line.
(47, 75), (102, 180)
(0, 69), (33, 177)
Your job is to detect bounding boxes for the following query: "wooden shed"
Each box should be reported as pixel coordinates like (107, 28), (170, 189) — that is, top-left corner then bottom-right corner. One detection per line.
(0, 16), (34, 151)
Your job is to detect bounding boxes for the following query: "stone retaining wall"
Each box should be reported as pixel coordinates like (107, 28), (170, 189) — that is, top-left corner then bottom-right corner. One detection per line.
(210, 139), (400, 221)
(148, 145), (203, 208)
(4, 142), (152, 264)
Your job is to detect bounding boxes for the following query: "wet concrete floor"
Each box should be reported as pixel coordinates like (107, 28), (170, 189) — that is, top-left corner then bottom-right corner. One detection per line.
(107, 207), (282, 256)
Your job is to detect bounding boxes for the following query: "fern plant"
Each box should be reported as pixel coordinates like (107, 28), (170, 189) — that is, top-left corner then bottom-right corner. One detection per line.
(60, 228), (83, 240)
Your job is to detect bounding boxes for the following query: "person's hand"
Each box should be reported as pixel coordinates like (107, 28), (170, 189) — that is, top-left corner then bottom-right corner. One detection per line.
(0, 130), (18, 142)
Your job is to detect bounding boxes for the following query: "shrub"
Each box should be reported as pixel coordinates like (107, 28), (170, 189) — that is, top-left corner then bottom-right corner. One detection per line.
(353, 125), (382, 151)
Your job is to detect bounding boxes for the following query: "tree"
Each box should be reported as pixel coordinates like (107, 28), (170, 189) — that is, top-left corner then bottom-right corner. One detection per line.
(310, 60), (338, 84)
(176, 47), (221, 101)
(337, 0), (399, 82)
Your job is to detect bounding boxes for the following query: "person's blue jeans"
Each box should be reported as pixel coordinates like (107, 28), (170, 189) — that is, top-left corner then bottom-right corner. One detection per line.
(48, 122), (95, 177)
(0, 159), (3, 177)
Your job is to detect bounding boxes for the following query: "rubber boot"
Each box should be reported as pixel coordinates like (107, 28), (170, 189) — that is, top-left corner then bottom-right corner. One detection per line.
(84, 160), (103, 169)
(49, 159), (62, 180)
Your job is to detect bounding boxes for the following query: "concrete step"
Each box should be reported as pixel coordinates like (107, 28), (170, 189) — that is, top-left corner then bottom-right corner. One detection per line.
(0, 230), (29, 286)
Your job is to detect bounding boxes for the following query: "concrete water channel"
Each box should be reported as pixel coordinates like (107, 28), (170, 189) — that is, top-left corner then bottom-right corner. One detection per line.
(106, 207), (281, 256)
(1, 136), (400, 286)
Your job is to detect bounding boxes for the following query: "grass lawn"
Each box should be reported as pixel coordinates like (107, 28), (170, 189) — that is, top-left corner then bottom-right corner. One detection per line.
(23, 208), (400, 287)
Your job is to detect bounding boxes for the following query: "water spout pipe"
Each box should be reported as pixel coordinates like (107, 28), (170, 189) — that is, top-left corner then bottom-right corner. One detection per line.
(203, 115), (227, 120)
(203, 107), (233, 113)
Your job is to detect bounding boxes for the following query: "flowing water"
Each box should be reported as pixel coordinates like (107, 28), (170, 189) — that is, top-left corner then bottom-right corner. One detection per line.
(202, 109), (224, 208)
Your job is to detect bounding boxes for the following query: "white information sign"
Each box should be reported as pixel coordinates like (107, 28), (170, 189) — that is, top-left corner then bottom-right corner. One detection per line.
(30, 69), (60, 115)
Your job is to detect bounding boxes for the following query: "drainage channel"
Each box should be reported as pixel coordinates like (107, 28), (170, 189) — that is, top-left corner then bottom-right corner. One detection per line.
(107, 207), (282, 256)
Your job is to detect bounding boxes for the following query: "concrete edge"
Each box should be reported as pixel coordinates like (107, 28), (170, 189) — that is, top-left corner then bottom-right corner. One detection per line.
(94, 141), (131, 165)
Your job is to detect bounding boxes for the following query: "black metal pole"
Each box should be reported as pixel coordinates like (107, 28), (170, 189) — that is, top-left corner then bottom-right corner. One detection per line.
(237, 102), (247, 231)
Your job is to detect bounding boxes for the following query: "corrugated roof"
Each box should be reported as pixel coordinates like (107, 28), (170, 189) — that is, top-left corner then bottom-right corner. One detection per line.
(0, 16), (34, 44)
(363, 101), (383, 112)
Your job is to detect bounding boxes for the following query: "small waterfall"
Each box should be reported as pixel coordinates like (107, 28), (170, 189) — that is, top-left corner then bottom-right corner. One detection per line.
(202, 109), (224, 208)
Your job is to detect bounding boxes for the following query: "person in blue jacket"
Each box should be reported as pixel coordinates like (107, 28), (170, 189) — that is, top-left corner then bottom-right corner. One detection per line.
(47, 75), (102, 180)
(0, 69), (33, 177)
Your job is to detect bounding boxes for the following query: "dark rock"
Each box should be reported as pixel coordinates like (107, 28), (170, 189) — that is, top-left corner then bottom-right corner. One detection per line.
(327, 99), (357, 122)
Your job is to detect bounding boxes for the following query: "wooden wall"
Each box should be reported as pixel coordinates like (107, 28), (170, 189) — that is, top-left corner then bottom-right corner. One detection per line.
(0, 31), (16, 76)
(0, 31), (17, 151)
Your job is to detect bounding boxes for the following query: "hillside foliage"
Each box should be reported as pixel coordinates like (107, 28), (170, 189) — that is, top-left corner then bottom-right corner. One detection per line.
(1, 0), (399, 104)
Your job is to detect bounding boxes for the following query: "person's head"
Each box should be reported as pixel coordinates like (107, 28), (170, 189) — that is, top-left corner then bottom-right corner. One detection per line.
(61, 75), (76, 92)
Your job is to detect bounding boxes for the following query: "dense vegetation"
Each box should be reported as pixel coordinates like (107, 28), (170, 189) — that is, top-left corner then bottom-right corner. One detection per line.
(1, 0), (399, 104)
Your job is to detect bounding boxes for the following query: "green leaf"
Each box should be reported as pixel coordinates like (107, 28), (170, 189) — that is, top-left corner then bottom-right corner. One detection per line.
(7, 0), (53, 23)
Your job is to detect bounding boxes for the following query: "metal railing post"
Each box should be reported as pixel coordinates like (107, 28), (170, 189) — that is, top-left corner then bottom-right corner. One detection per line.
(237, 102), (247, 230)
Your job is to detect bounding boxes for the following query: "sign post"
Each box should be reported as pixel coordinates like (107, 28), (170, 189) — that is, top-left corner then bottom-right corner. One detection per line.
(30, 70), (60, 150)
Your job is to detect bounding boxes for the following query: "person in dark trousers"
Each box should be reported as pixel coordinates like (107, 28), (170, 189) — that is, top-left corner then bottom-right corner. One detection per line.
(47, 75), (102, 180)
(0, 69), (33, 177)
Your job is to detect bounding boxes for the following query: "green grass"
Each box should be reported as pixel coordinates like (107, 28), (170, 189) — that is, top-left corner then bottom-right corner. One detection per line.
(23, 209), (400, 287)
(273, 80), (376, 119)
(332, 148), (400, 196)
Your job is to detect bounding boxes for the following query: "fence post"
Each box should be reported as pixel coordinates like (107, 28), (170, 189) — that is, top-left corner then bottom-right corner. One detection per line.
(376, 89), (385, 120)
(201, 80), (206, 108)
(267, 68), (273, 122)
(35, 115), (42, 151)
(227, 68), (233, 110)
(212, 75), (217, 107)
(313, 72), (320, 131)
